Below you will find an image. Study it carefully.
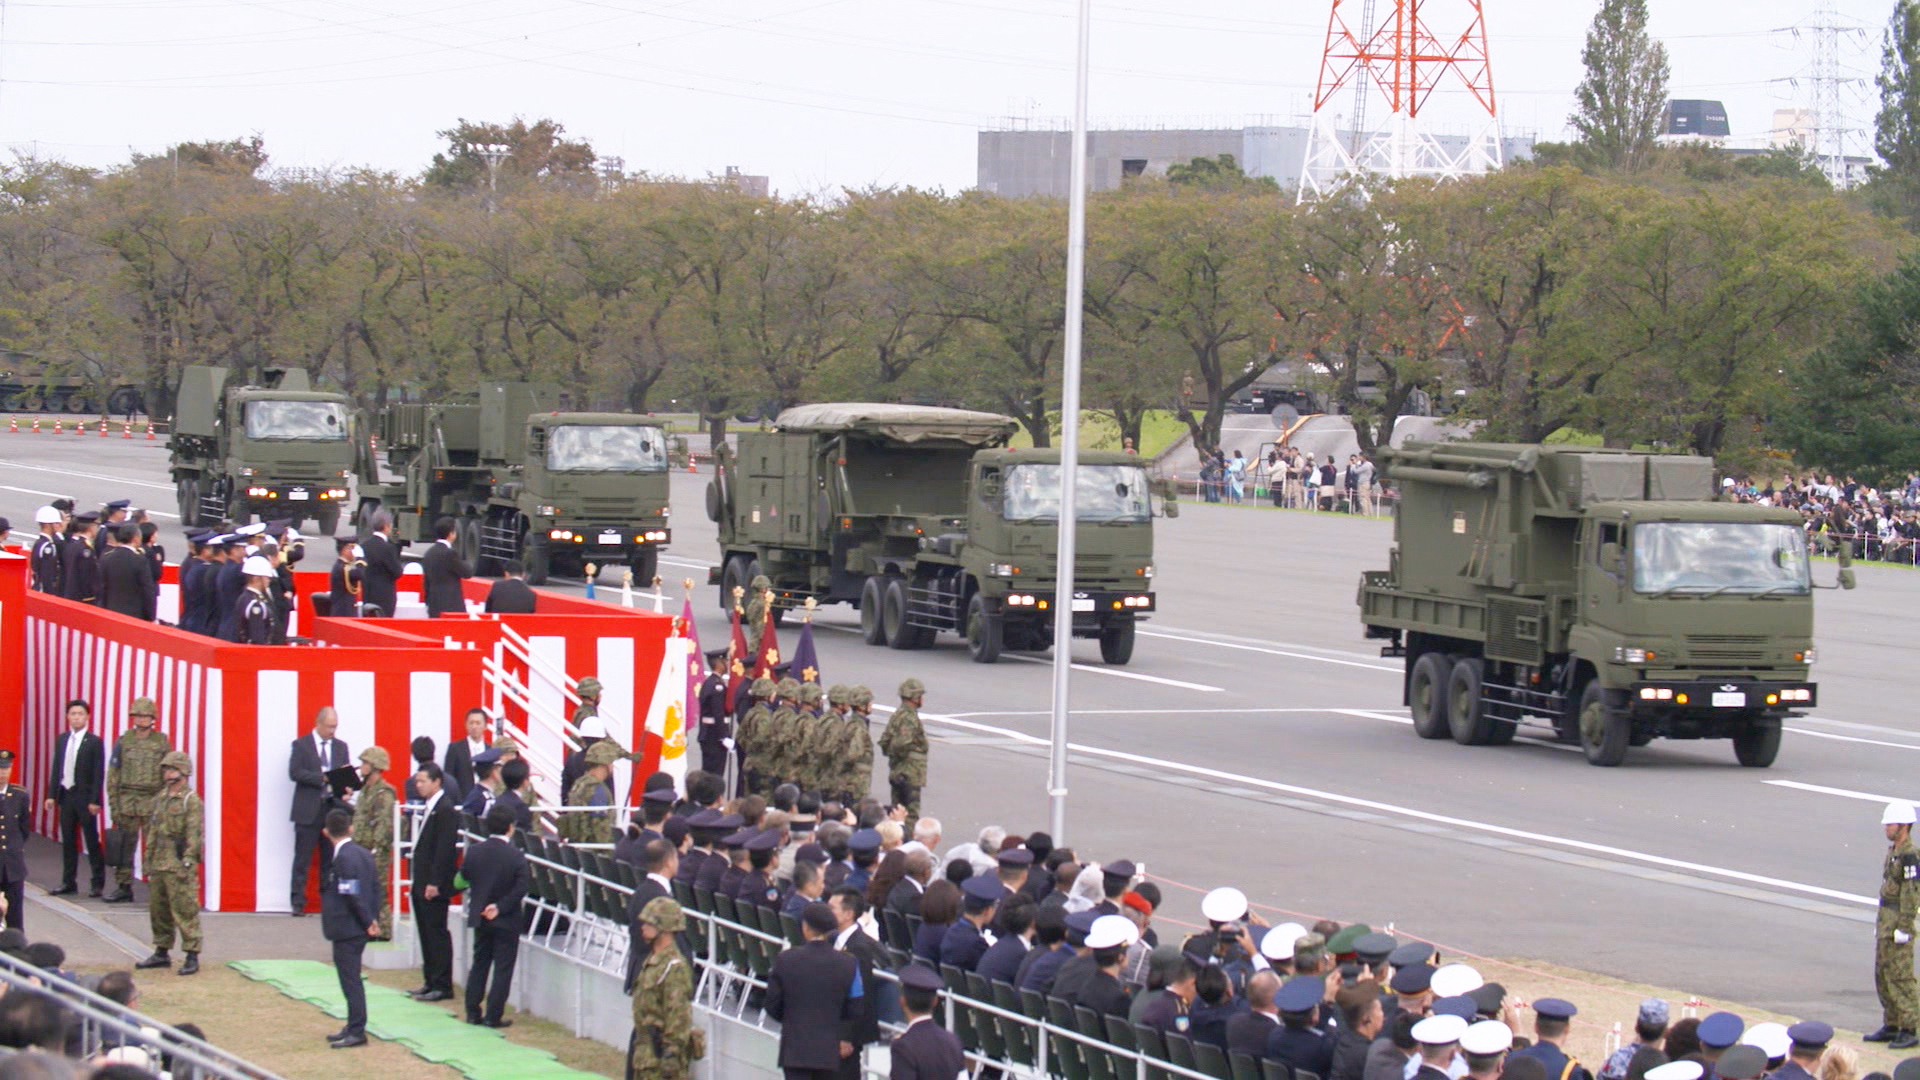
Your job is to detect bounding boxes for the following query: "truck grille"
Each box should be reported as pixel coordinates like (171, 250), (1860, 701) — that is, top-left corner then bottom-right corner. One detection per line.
(1685, 635), (1768, 662)
(1074, 555), (1114, 576)
(579, 498), (639, 517)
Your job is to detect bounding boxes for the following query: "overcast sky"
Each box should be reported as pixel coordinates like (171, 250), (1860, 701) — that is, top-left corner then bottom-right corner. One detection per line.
(0, 0), (1892, 194)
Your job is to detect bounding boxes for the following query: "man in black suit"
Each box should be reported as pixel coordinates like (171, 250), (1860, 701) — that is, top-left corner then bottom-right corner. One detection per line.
(0, 752), (30, 930)
(828, 886), (889, 1062)
(408, 763), (459, 1003)
(622, 838), (676, 993)
(886, 850), (932, 920)
(97, 525), (156, 621)
(483, 561), (537, 615)
(320, 808), (379, 1048)
(45, 700), (104, 898)
(421, 516), (470, 618)
(889, 965), (967, 1080)
(463, 803), (529, 1028)
(765, 902), (864, 1080)
(358, 512), (404, 618)
(327, 537), (365, 617)
(1227, 970), (1284, 1059)
(443, 708), (491, 795)
(289, 707), (350, 914)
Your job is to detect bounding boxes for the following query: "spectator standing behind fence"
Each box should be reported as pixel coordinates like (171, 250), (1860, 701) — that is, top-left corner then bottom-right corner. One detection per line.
(320, 807), (378, 1049)
(484, 560), (538, 614)
(766, 902), (864, 1080)
(421, 516), (470, 618)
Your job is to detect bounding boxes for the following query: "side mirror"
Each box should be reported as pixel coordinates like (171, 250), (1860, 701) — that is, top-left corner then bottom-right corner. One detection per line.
(978, 476), (1001, 500)
(1599, 542), (1621, 574)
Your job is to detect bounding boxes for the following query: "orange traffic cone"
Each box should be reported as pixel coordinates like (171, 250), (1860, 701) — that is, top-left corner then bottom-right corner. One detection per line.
(31, 418), (39, 434)
(145, 422), (155, 441)
(99, 419), (108, 437)
(7, 417), (15, 434)
(52, 418), (61, 435)
(122, 421), (131, 439)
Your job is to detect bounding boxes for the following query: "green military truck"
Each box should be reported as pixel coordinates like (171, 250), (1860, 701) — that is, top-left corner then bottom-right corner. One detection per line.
(1357, 442), (1850, 767)
(169, 365), (356, 531)
(352, 383), (673, 585)
(708, 403), (1174, 665)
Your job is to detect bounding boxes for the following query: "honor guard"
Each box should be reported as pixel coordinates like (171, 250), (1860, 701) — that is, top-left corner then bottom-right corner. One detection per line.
(0, 751), (29, 930)
(106, 697), (171, 903)
(880, 678), (929, 825)
(1869, 801), (1920, 1049)
(29, 506), (63, 594)
(61, 512), (101, 603)
(232, 555), (277, 644)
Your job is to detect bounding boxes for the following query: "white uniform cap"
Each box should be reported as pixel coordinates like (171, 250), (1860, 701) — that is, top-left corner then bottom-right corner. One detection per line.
(1645, 1062), (1705, 1080)
(576, 713), (609, 739)
(1460, 1020), (1512, 1056)
(1430, 963), (1484, 998)
(241, 555), (275, 576)
(1885, 801), (1917, 826)
(1411, 1014), (1468, 1046)
(237, 522), (267, 537)
(1741, 1022), (1790, 1059)
(1086, 914), (1140, 950)
(33, 506), (61, 525)
(351, 545), (364, 560)
(1200, 887), (1248, 923)
(1261, 922), (1308, 961)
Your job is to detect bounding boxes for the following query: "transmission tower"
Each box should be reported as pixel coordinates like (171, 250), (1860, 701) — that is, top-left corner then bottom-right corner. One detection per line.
(1298, 0), (1502, 203)
(1782, 0), (1868, 188)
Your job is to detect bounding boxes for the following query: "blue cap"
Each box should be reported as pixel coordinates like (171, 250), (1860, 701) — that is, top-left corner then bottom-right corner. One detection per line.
(961, 876), (1008, 905)
(744, 830), (780, 852)
(105, 499), (130, 511)
(847, 828), (881, 853)
(1532, 998), (1578, 1021)
(1389, 941), (1436, 967)
(794, 842), (828, 865)
(1276, 975), (1323, 1013)
(642, 788), (677, 804)
(720, 828), (756, 847)
(1433, 995), (1478, 1020)
(711, 813), (744, 830)
(685, 808), (723, 828)
(1103, 859), (1137, 879)
(899, 965), (945, 992)
(1064, 910), (1099, 942)
(1786, 1021), (1832, 1048)
(472, 748), (502, 766)
(1390, 965), (1433, 995)
(997, 848), (1034, 867)
(1697, 1011), (1744, 1048)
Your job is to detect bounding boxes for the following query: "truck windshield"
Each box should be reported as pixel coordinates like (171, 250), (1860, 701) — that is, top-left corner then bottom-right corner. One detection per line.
(1002, 464), (1152, 523)
(1631, 522), (1811, 595)
(545, 425), (668, 472)
(242, 400), (347, 441)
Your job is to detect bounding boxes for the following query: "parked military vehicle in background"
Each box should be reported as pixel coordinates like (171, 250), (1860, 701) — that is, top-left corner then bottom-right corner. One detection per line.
(0, 361), (144, 416)
(168, 365), (356, 531)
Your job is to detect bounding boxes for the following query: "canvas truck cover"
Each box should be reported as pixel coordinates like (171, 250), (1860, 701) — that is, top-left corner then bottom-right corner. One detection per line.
(772, 403), (1020, 447)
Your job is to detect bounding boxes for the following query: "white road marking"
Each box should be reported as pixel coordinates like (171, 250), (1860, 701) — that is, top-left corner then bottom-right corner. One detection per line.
(1784, 727), (1920, 751)
(0, 459), (172, 492)
(1764, 780), (1918, 805)
(1138, 627), (1401, 673)
(998, 652), (1225, 692)
(947, 706), (1400, 718)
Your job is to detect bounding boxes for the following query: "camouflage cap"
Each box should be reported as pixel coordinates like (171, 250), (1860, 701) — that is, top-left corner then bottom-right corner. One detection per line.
(750, 574), (771, 590)
(640, 895), (686, 933)
(898, 677), (925, 698)
(491, 737), (520, 754)
(776, 678), (801, 698)
(750, 677), (776, 698)
(1291, 932), (1327, 967)
(798, 683), (823, 705)
(160, 750), (192, 777)
(360, 745), (391, 771)
(128, 697), (157, 717)
(849, 686), (874, 709)
(584, 739), (629, 766)
(576, 676), (602, 698)
(826, 684), (851, 707)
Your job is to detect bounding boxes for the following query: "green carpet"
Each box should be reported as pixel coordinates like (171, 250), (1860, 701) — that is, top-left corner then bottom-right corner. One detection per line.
(229, 959), (607, 1079)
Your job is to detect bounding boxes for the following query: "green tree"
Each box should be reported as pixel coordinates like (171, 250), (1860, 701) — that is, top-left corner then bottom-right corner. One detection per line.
(422, 118), (597, 192)
(1164, 154), (1279, 193)
(1781, 256), (1920, 485)
(1569, 0), (1669, 171)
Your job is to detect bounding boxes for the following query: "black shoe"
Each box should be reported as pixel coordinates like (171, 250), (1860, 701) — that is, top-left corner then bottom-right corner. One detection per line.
(177, 952), (199, 976)
(49, 885), (76, 896)
(328, 1034), (368, 1048)
(465, 1015), (483, 1026)
(1891, 1031), (1919, 1050)
(102, 889), (134, 904)
(412, 990), (452, 1002)
(1866, 1026), (1898, 1042)
(405, 986), (431, 997)
(88, 887), (102, 898)
(133, 951), (171, 970)
(482, 1018), (513, 1029)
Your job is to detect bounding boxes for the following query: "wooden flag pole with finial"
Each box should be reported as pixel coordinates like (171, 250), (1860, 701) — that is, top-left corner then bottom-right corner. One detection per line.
(652, 575), (665, 613)
(731, 584), (745, 615)
(621, 568), (634, 608)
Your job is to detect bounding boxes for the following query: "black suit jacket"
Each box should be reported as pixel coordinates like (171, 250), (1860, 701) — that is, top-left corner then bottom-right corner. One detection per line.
(358, 533), (403, 616)
(889, 1017), (967, 1080)
(421, 541), (470, 617)
(289, 734), (349, 826)
(622, 876), (673, 993)
(483, 578), (537, 614)
(764, 939), (862, 1070)
(97, 547), (155, 621)
(48, 730), (103, 808)
(494, 789), (533, 832)
(462, 836), (530, 934)
(840, 927), (887, 1047)
(322, 839), (379, 941)
(443, 739), (481, 795)
(886, 877), (925, 919)
(59, 537), (98, 602)
(1226, 1010), (1281, 1060)
(410, 795), (460, 896)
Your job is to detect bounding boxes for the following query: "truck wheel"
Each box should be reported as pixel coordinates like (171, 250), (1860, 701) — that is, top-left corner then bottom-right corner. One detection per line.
(107, 387), (141, 417)
(1098, 618), (1135, 665)
(859, 577), (887, 645)
(628, 547), (658, 589)
(1446, 657), (1493, 745)
(458, 517), (482, 566)
(1579, 682), (1630, 767)
(966, 593), (1003, 664)
(1408, 653), (1451, 739)
(522, 534), (550, 586)
(1733, 717), (1782, 768)
(177, 479), (200, 528)
(354, 499), (382, 533)
(719, 556), (747, 612)
(62, 394), (89, 414)
(316, 505), (341, 538)
(882, 577), (919, 650)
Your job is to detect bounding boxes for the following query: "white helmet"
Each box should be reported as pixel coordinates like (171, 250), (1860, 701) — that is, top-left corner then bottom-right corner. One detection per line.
(1884, 802), (1917, 826)
(33, 506), (61, 525)
(1200, 887), (1248, 923)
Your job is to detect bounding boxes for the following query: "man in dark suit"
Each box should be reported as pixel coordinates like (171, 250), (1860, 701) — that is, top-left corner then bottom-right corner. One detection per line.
(829, 886), (890, 1056)
(320, 808), (379, 1048)
(765, 902), (864, 1080)
(889, 965), (966, 1080)
(96, 525), (156, 621)
(1228, 971), (1284, 1060)
(483, 561), (537, 615)
(463, 803), (529, 1028)
(421, 516), (470, 618)
(442, 708), (491, 795)
(623, 838), (677, 994)
(408, 763), (460, 1003)
(289, 707), (350, 914)
(327, 537), (365, 617)
(0, 752), (29, 930)
(886, 851), (931, 919)
(358, 512), (404, 618)
(45, 700), (104, 897)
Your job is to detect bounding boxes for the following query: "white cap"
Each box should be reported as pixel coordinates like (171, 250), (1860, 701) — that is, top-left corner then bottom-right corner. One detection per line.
(1460, 1020), (1513, 1056)
(1430, 962), (1484, 998)
(237, 522), (267, 537)
(1411, 1014), (1469, 1046)
(241, 555), (275, 576)
(576, 713), (609, 739)
(1886, 801), (1917, 826)
(1261, 922), (1308, 961)
(351, 545), (364, 560)
(1200, 887), (1248, 923)
(33, 506), (61, 525)
(1645, 1063), (1705, 1080)
(1741, 1022), (1790, 1060)
(1086, 914), (1140, 950)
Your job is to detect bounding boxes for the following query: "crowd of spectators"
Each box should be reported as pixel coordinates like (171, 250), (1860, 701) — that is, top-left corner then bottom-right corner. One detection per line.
(0, 926), (216, 1079)
(1193, 446), (1386, 514)
(1724, 474), (1920, 566)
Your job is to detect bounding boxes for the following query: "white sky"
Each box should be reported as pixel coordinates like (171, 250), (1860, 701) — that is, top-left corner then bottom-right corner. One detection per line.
(0, 0), (1891, 194)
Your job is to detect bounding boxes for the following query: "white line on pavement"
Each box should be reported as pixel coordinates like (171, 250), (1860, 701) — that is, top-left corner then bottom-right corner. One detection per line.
(0, 460), (172, 492)
(999, 652), (1225, 692)
(1784, 727), (1920, 751)
(947, 706), (1400, 718)
(1764, 780), (1918, 805)
(1137, 628), (1401, 673)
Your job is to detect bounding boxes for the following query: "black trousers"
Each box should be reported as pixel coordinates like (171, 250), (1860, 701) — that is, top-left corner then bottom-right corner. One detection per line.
(0, 878), (22, 931)
(57, 800), (103, 890)
(333, 935), (368, 1037)
(412, 888), (452, 994)
(291, 823), (332, 911)
(465, 923), (519, 1023)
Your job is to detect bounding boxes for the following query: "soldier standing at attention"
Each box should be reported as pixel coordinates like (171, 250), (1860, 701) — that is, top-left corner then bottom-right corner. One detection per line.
(809, 686), (855, 803)
(744, 575), (773, 654)
(29, 506), (63, 594)
(737, 679), (776, 798)
(765, 679), (803, 793)
(629, 896), (704, 1080)
(791, 683), (826, 793)
(61, 511), (101, 603)
(845, 686), (877, 805)
(350, 746), (396, 939)
(880, 679), (930, 826)
(135, 751), (203, 975)
(0, 751), (30, 931)
(562, 740), (624, 845)
(105, 697), (170, 903)
(1868, 801), (1920, 1049)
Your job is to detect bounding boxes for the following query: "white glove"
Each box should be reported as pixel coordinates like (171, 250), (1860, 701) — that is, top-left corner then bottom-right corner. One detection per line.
(1896, 929), (1912, 946)
(721, 738), (735, 750)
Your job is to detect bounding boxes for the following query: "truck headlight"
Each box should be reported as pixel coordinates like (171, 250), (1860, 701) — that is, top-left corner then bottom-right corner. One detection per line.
(549, 529), (574, 541)
(245, 486), (271, 497)
(988, 563), (1018, 578)
(238, 467), (256, 478)
(1614, 646), (1654, 664)
(1781, 687), (1813, 702)
(1136, 564), (1154, 579)
(1795, 648), (1816, 664)
(641, 530), (669, 542)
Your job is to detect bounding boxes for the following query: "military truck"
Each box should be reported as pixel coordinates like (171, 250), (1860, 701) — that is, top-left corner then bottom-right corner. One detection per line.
(708, 403), (1175, 665)
(0, 359), (143, 416)
(352, 383), (673, 586)
(169, 365), (356, 532)
(1357, 442), (1850, 768)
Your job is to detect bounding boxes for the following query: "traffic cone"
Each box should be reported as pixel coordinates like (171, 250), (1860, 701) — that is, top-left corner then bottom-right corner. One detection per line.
(7, 417), (15, 434)
(31, 418), (39, 434)
(52, 419), (61, 435)
(122, 421), (132, 439)
(99, 419), (108, 437)
(145, 422), (156, 441)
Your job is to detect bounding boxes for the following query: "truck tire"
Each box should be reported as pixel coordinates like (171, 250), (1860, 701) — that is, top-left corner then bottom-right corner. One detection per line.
(316, 505), (340, 538)
(883, 577), (931, 650)
(107, 387), (142, 417)
(458, 517), (482, 566)
(965, 593), (1003, 664)
(628, 546), (658, 590)
(1733, 717), (1782, 768)
(522, 534), (550, 586)
(1579, 682), (1630, 767)
(1098, 618), (1135, 665)
(859, 576), (887, 645)
(178, 479), (200, 528)
(1446, 657), (1494, 745)
(1408, 653), (1452, 740)
(719, 556), (748, 612)
(63, 394), (89, 414)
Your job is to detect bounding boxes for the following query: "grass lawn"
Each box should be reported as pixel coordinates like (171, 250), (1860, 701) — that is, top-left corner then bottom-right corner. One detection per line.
(1005, 409), (1188, 456)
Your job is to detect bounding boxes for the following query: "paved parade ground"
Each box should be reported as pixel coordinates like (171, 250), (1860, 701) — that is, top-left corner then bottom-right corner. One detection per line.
(8, 433), (1919, 1032)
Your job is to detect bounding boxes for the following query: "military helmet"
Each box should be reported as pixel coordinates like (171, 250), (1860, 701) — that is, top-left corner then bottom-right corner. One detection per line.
(776, 677), (801, 698)
(849, 686), (874, 709)
(799, 682), (823, 705)
(751, 574), (771, 590)
(160, 750), (192, 777)
(584, 739), (629, 767)
(128, 697), (157, 717)
(826, 684), (851, 707)
(750, 677), (776, 698)
(491, 736), (520, 754)
(640, 895), (686, 933)
(576, 676), (603, 698)
(360, 745), (391, 771)
(899, 677), (926, 699)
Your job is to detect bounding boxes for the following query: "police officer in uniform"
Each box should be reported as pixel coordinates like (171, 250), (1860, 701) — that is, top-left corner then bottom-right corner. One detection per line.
(29, 506), (64, 594)
(1508, 999), (1589, 1080)
(232, 554), (277, 644)
(95, 499), (130, 556)
(0, 751), (30, 931)
(696, 650), (730, 778)
(328, 537), (367, 617)
(1869, 801), (1920, 1048)
(880, 678), (929, 825)
(61, 512), (101, 603)
(136, 751), (203, 975)
(105, 696), (170, 903)
(734, 831), (782, 910)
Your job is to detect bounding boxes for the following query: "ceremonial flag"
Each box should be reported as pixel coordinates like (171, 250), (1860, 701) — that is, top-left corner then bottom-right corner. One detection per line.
(750, 603), (780, 680)
(790, 614), (821, 685)
(725, 604), (750, 711)
(638, 614), (691, 789)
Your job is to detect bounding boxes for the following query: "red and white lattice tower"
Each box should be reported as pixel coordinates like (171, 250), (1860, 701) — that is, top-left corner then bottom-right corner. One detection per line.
(1298, 0), (1502, 202)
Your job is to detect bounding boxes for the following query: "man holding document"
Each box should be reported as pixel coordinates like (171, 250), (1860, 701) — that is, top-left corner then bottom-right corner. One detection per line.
(289, 707), (351, 914)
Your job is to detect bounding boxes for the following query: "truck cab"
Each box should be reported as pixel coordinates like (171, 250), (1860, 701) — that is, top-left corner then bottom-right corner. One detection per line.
(513, 414), (673, 584)
(170, 365), (355, 532)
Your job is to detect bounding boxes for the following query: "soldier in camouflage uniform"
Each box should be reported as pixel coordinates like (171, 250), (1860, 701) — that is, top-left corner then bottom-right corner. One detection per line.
(736, 679), (776, 797)
(135, 751), (203, 976)
(1870, 801), (1920, 1048)
(763, 679), (803, 792)
(879, 678), (929, 826)
(790, 683), (825, 792)
(562, 739), (625, 845)
(350, 746), (396, 938)
(804, 685), (854, 801)
(629, 896), (703, 1080)
(105, 696), (170, 903)
(844, 686), (877, 805)
(744, 575), (774, 654)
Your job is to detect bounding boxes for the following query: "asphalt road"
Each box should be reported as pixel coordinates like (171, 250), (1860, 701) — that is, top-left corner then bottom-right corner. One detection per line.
(5, 432), (1918, 1029)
